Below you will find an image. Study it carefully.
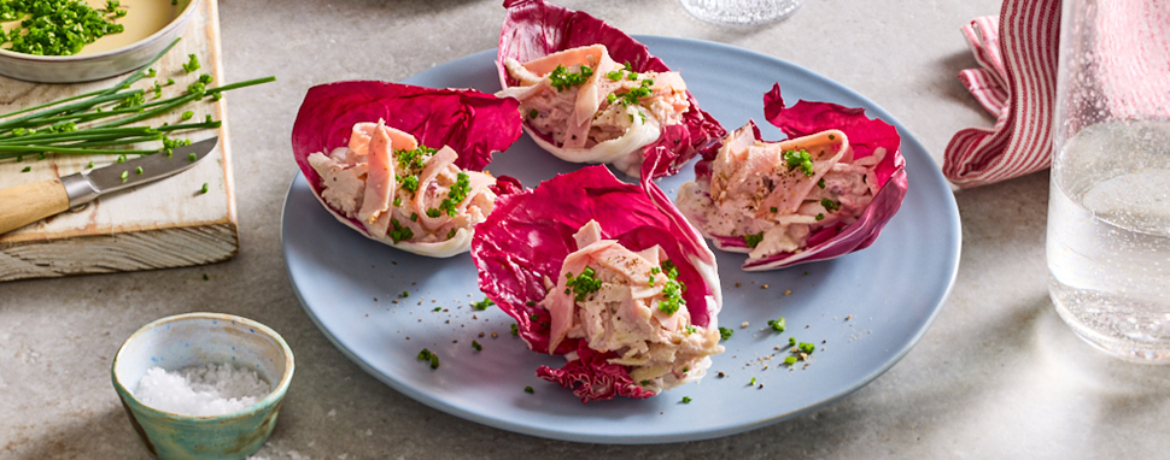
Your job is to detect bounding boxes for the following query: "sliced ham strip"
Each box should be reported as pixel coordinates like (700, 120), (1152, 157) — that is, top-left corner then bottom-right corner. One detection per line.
(357, 120), (397, 229)
(414, 146), (460, 231)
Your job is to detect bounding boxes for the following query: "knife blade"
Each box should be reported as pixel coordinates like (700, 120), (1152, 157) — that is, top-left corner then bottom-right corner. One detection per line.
(0, 137), (218, 235)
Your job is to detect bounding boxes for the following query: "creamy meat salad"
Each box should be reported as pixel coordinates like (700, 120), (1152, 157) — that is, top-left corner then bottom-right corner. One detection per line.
(307, 120), (501, 257)
(677, 123), (884, 263)
(539, 220), (723, 394)
(497, 44), (691, 176)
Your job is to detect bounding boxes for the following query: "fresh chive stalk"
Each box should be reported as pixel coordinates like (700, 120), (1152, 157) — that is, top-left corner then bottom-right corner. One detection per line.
(0, 38), (272, 163)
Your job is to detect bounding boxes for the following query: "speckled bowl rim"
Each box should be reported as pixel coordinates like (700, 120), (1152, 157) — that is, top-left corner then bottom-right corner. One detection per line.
(110, 312), (296, 422)
(0, 0), (201, 62)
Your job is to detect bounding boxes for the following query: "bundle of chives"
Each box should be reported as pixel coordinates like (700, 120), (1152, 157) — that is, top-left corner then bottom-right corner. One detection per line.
(1, 38), (275, 163)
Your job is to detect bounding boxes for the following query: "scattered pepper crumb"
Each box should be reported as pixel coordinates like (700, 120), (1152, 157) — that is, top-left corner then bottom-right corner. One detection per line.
(491, 332), (499, 338)
(784, 290), (792, 295)
(740, 321), (749, 328)
(760, 284), (769, 289)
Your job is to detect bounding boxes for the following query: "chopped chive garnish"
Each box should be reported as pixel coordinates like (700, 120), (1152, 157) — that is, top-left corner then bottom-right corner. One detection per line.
(417, 348), (439, 369)
(565, 267), (602, 302)
(182, 54), (201, 73)
(548, 64), (594, 91)
(821, 198), (840, 212)
(472, 297), (494, 311)
(783, 149), (815, 176)
(388, 219), (413, 244)
(744, 232), (764, 249)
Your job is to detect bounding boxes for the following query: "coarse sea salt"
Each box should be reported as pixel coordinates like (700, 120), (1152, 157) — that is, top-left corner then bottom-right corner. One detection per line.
(135, 363), (271, 417)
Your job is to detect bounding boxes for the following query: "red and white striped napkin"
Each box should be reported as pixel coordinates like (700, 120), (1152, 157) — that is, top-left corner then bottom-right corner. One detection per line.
(943, 0), (1061, 188)
(945, 0), (1170, 188)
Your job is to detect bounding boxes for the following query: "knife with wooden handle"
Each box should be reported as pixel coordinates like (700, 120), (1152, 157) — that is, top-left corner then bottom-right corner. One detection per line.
(0, 137), (218, 235)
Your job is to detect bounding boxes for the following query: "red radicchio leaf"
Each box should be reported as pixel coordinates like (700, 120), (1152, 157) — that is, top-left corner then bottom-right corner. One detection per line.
(705, 83), (908, 270)
(535, 342), (656, 402)
(471, 165), (720, 402)
(290, 80), (524, 236)
(498, 0), (725, 179)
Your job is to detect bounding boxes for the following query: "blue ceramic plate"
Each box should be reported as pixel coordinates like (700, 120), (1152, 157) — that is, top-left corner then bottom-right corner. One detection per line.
(282, 36), (961, 444)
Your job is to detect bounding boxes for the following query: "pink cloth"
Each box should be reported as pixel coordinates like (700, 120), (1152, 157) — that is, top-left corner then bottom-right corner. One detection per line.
(945, 0), (1170, 188)
(944, 0), (1062, 188)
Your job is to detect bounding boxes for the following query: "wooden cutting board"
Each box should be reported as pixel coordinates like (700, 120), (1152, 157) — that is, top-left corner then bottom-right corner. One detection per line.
(0, 0), (237, 282)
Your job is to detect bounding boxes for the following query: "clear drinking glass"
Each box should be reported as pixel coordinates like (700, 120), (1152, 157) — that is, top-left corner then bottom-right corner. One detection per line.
(1047, 0), (1170, 362)
(678, 0), (804, 26)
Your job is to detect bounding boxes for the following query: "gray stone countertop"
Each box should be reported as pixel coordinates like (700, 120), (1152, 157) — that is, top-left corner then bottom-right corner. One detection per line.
(5, 0), (1170, 459)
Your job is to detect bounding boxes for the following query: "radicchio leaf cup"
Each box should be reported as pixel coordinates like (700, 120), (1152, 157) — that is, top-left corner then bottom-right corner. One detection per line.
(291, 80), (524, 257)
(497, 0), (725, 180)
(687, 83), (908, 270)
(470, 164), (722, 402)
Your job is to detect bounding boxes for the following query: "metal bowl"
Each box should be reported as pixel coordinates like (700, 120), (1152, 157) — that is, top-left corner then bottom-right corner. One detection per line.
(0, 0), (202, 83)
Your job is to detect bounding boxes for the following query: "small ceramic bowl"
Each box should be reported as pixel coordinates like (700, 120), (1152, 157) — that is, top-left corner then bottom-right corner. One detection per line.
(0, 0), (202, 83)
(111, 312), (295, 460)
